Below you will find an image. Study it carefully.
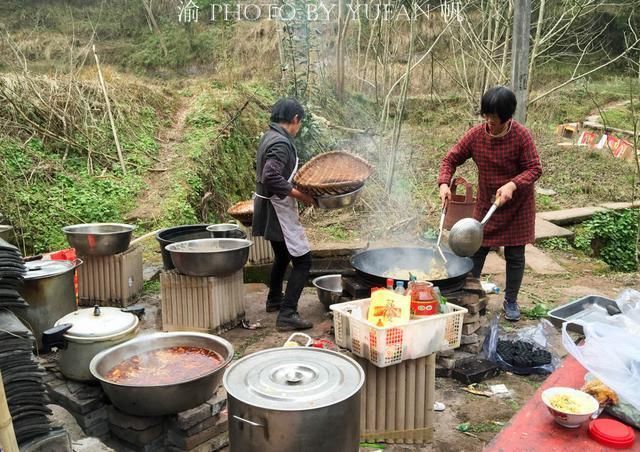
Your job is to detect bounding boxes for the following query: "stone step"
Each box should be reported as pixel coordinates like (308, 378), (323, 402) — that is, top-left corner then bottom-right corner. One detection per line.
(524, 244), (566, 274)
(537, 202), (640, 226)
(537, 207), (605, 225)
(534, 218), (574, 242)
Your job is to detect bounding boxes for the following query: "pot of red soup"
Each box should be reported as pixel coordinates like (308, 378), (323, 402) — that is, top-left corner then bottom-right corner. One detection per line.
(89, 332), (234, 416)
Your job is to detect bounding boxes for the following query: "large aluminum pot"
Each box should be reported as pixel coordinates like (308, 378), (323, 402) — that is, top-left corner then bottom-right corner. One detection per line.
(165, 238), (252, 277)
(156, 224), (246, 270)
(62, 223), (135, 256)
(18, 259), (82, 350)
(42, 305), (143, 381)
(90, 332), (234, 416)
(224, 347), (364, 452)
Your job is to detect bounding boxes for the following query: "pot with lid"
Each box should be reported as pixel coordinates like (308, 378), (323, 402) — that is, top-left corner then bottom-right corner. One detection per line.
(42, 305), (144, 381)
(224, 347), (365, 452)
(17, 259), (83, 350)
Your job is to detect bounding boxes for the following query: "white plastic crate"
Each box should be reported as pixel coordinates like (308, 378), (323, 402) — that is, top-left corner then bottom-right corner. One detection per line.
(330, 299), (467, 368)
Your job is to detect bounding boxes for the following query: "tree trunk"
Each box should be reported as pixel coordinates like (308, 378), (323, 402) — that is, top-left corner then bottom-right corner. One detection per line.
(527, 0), (545, 93)
(142, 0), (168, 58)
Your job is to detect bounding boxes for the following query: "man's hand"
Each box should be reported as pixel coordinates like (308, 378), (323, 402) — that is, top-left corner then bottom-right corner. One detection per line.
(291, 188), (317, 207)
(439, 183), (451, 208)
(496, 181), (517, 204)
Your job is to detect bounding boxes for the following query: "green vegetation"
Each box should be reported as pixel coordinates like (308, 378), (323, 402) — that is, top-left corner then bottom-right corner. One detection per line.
(0, 84), (167, 253)
(182, 83), (275, 223)
(520, 302), (551, 320)
(538, 237), (572, 251)
(457, 421), (505, 433)
(575, 209), (639, 272)
(142, 279), (161, 295)
(602, 103), (637, 131)
(320, 224), (354, 241)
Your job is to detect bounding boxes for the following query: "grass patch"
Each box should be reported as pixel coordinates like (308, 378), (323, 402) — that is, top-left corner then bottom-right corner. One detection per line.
(143, 279), (161, 295)
(457, 421), (505, 433)
(320, 224), (354, 241)
(601, 103), (638, 131)
(538, 238), (572, 251)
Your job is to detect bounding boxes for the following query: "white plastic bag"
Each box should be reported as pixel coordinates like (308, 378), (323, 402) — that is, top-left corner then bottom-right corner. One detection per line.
(562, 321), (640, 411)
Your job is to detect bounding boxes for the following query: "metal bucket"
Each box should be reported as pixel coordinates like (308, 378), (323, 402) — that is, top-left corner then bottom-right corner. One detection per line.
(224, 347), (364, 452)
(18, 260), (82, 349)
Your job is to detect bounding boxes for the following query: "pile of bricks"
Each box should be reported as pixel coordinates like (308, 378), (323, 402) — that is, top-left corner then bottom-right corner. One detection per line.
(107, 386), (229, 452)
(43, 363), (110, 438)
(42, 355), (230, 452)
(435, 277), (490, 376)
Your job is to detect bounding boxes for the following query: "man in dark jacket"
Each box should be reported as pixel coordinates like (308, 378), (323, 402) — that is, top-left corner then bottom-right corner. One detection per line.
(253, 98), (316, 331)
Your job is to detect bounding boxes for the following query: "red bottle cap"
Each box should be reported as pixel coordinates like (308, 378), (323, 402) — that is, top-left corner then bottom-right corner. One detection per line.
(386, 278), (394, 287)
(588, 419), (635, 449)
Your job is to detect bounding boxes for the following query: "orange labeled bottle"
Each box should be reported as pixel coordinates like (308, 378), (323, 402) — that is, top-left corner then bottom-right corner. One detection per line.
(410, 281), (439, 318)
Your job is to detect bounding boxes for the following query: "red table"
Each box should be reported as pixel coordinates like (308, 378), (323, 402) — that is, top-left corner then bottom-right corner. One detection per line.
(485, 355), (639, 451)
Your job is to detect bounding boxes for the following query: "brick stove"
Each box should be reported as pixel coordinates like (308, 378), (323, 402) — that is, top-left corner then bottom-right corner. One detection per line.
(42, 358), (229, 452)
(342, 274), (490, 377)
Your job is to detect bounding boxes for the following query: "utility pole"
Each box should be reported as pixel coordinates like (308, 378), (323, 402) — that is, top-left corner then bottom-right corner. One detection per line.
(510, 0), (531, 124)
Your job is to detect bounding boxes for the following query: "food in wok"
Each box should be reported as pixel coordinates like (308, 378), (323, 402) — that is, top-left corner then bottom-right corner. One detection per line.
(106, 346), (223, 386)
(383, 265), (448, 281)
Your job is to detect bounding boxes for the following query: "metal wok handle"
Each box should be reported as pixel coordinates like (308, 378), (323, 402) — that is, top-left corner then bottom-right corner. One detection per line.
(480, 196), (501, 226)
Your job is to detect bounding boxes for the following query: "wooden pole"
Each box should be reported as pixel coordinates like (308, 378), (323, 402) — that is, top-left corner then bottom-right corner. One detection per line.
(93, 45), (126, 174)
(0, 371), (19, 452)
(510, 0), (531, 124)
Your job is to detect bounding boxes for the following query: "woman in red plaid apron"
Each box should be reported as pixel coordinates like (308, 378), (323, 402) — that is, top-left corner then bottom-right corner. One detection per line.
(438, 86), (542, 321)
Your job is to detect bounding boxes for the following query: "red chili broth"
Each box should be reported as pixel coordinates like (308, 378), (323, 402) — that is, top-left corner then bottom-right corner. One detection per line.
(106, 346), (223, 385)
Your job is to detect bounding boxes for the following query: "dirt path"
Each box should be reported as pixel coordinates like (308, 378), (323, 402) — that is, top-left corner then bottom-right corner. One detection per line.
(126, 98), (191, 224)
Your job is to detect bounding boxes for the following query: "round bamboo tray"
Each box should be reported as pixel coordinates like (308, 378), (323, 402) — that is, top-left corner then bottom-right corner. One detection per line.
(294, 151), (373, 197)
(227, 200), (253, 226)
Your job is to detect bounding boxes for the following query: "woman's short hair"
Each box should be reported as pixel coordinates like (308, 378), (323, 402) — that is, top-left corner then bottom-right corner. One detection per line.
(480, 86), (517, 122)
(270, 98), (305, 123)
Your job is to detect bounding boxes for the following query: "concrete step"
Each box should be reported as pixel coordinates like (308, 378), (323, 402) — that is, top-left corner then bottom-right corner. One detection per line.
(537, 201), (640, 226)
(535, 217), (574, 241)
(524, 244), (566, 274)
(537, 207), (605, 225)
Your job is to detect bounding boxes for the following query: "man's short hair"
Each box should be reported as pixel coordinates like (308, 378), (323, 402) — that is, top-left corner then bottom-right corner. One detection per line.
(270, 98), (305, 124)
(480, 86), (517, 123)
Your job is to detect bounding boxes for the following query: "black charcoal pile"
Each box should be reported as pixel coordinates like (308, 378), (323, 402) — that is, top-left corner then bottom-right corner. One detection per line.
(497, 339), (552, 368)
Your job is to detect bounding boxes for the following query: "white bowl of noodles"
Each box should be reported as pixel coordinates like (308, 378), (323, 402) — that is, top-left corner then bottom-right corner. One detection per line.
(541, 387), (599, 428)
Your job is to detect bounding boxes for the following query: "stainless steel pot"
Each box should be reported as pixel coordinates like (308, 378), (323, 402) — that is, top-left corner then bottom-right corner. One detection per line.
(312, 274), (344, 310)
(42, 305), (143, 381)
(18, 259), (83, 350)
(165, 238), (252, 277)
(207, 223), (240, 238)
(90, 332), (234, 416)
(224, 347), (364, 452)
(316, 186), (364, 209)
(62, 223), (135, 256)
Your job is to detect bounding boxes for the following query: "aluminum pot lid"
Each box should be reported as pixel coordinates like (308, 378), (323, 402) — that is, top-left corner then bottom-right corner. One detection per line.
(24, 260), (75, 280)
(223, 347), (364, 411)
(55, 307), (138, 339)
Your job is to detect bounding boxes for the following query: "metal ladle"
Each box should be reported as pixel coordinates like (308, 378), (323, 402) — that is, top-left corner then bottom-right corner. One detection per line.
(448, 196), (502, 257)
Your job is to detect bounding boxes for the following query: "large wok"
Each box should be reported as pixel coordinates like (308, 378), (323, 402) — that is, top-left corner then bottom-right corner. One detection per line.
(90, 332), (234, 416)
(351, 246), (473, 290)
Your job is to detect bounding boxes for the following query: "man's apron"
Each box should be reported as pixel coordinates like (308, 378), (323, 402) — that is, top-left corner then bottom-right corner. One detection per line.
(255, 156), (311, 257)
